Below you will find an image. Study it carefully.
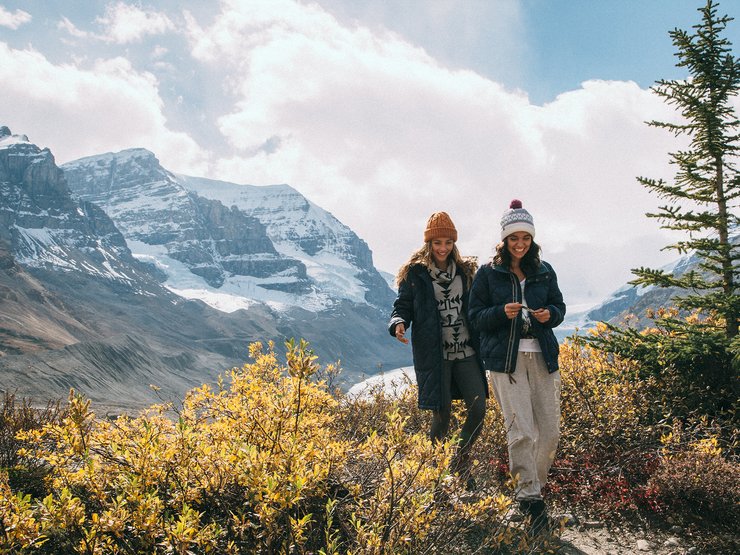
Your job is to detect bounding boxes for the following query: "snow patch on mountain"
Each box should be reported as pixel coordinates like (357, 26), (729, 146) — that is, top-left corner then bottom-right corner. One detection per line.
(380, 270), (397, 291)
(0, 126), (29, 147)
(125, 238), (315, 312)
(13, 226), (78, 270)
(176, 175), (374, 304)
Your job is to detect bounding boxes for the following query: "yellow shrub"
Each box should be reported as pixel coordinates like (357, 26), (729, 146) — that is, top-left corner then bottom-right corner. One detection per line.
(342, 408), (510, 554)
(559, 334), (654, 451)
(8, 340), (515, 554)
(0, 473), (43, 551)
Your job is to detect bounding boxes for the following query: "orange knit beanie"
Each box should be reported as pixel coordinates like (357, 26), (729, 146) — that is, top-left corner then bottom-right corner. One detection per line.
(424, 212), (458, 242)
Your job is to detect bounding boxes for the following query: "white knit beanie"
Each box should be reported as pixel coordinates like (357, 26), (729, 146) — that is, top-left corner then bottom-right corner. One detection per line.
(500, 199), (535, 240)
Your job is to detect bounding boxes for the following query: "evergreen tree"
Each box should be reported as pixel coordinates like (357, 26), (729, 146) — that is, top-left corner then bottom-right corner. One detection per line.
(634, 0), (739, 337)
(589, 0), (739, 416)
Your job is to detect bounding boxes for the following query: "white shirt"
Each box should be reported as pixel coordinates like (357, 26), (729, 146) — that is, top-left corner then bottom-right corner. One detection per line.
(518, 278), (541, 353)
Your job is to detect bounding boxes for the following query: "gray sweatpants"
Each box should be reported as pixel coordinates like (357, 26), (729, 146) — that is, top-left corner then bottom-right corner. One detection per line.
(489, 351), (561, 500)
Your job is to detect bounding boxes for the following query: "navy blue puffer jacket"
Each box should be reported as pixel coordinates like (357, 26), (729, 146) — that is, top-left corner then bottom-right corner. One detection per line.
(469, 261), (565, 374)
(388, 263), (486, 410)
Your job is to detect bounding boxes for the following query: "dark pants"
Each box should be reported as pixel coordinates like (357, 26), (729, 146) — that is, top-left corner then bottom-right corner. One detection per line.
(430, 356), (486, 455)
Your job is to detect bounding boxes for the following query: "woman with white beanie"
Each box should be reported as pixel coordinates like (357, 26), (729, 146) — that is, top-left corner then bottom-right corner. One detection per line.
(469, 199), (566, 534)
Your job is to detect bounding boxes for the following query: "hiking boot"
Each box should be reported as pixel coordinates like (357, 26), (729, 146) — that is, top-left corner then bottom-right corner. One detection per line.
(519, 498), (550, 536)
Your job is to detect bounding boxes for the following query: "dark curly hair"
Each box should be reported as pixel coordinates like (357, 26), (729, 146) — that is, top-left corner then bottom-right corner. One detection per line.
(493, 238), (541, 276)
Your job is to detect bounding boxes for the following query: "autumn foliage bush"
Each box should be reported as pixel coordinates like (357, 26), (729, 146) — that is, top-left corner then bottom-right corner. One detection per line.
(1, 340), (526, 555)
(650, 421), (740, 528)
(548, 330), (738, 551)
(546, 332), (666, 518)
(1, 334), (737, 553)
(0, 392), (65, 499)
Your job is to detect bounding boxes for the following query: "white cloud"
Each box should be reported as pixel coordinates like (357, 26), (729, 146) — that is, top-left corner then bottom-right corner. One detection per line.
(182, 0), (681, 306)
(4, 0), (694, 309)
(96, 2), (175, 44)
(315, 0), (528, 88)
(151, 45), (169, 58)
(58, 16), (91, 39)
(0, 6), (31, 29)
(0, 42), (208, 175)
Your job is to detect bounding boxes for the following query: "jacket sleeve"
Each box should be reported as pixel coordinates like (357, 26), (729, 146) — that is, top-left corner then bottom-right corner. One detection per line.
(388, 277), (413, 336)
(543, 263), (566, 328)
(469, 266), (509, 332)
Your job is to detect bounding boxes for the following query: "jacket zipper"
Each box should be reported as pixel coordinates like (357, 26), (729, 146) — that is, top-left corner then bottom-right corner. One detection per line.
(503, 273), (520, 374)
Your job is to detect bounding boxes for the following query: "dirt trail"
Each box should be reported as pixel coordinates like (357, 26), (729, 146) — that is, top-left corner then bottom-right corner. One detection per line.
(557, 523), (697, 555)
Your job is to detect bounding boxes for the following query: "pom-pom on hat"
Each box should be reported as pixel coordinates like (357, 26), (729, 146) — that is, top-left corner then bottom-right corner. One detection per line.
(424, 211), (458, 242)
(500, 199), (535, 240)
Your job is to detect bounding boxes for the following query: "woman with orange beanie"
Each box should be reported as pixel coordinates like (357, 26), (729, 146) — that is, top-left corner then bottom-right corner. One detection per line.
(389, 212), (487, 484)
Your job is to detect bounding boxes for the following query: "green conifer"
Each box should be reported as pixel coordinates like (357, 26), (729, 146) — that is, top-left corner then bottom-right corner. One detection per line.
(634, 0), (739, 337)
(590, 0), (739, 416)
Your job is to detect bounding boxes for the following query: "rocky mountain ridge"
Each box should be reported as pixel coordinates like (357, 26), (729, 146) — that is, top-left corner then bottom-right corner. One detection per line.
(0, 128), (409, 410)
(0, 128), (157, 291)
(560, 236), (738, 336)
(61, 149), (395, 312)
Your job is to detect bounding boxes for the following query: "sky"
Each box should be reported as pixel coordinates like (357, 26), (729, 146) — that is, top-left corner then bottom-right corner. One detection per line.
(1, 0), (739, 311)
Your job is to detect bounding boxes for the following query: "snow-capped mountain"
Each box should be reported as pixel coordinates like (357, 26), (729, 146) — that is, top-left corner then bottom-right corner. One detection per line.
(61, 149), (395, 313)
(177, 174), (394, 309)
(560, 235), (738, 336)
(60, 149), (310, 308)
(0, 127), (156, 291)
(0, 129), (409, 409)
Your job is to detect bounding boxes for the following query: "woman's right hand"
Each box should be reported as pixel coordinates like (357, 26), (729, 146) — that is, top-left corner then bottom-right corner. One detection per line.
(504, 303), (523, 319)
(394, 323), (409, 344)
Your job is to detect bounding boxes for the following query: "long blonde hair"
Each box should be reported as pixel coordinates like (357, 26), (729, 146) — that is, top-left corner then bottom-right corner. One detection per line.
(396, 242), (478, 288)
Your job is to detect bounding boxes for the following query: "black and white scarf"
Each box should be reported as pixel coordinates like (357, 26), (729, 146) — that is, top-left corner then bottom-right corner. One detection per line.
(428, 260), (475, 360)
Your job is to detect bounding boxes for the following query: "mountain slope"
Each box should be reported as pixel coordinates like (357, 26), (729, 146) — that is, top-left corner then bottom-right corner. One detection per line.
(559, 237), (738, 336)
(61, 150), (395, 312)
(0, 129), (409, 409)
(0, 127), (281, 408)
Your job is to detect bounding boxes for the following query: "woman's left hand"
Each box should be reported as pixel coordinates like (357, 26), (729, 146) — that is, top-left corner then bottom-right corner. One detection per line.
(530, 308), (550, 323)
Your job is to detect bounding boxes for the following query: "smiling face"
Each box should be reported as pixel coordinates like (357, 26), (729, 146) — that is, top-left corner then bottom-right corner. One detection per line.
(431, 237), (454, 268)
(505, 231), (532, 263)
